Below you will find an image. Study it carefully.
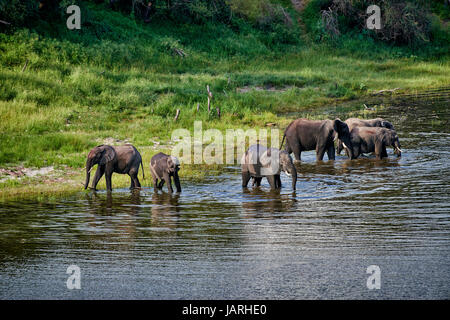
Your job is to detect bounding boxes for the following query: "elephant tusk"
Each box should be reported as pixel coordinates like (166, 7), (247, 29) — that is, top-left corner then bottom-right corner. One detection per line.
(342, 142), (349, 150)
(395, 147), (403, 153)
(88, 167), (93, 174)
(284, 171), (292, 177)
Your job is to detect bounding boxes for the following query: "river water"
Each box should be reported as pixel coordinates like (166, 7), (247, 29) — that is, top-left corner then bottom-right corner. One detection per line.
(0, 92), (449, 299)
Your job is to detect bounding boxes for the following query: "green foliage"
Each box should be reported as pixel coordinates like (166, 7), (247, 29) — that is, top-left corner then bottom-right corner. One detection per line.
(302, 0), (450, 49)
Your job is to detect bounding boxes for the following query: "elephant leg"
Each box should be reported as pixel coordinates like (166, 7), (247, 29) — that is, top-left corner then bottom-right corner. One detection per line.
(158, 179), (165, 189)
(153, 177), (158, 189)
(381, 146), (388, 159)
(266, 175), (276, 189)
(316, 145), (326, 161)
(242, 171), (251, 187)
(275, 175), (282, 188)
(129, 174), (135, 189)
(255, 177), (262, 187)
(163, 172), (173, 193)
(374, 142), (383, 160)
(132, 172), (141, 189)
(105, 171), (113, 192)
(92, 165), (105, 190)
(290, 141), (301, 161)
(326, 144), (335, 160)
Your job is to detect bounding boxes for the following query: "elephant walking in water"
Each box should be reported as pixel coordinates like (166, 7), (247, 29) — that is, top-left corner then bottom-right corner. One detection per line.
(84, 144), (144, 192)
(337, 117), (395, 155)
(150, 152), (181, 194)
(241, 144), (297, 190)
(349, 127), (402, 160)
(280, 118), (354, 161)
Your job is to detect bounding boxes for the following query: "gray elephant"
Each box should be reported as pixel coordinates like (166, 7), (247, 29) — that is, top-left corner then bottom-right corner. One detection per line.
(150, 152), (181, 193)
(84, 144), (144, 192)
(349, 127), (402, 160)
(241, 144), (297, 190)
(280, 118), (353, 161)
(337, 117), (395, 155)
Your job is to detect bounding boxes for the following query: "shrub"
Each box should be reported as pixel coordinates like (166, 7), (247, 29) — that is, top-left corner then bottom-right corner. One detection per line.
(302, 0), (441, 46)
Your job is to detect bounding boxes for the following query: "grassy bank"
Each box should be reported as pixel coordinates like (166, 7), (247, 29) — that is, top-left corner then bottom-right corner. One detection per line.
(0, 1), (449, 200)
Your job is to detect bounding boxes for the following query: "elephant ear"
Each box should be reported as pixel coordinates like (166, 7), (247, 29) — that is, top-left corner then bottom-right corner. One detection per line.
(259, 148), (272, 167)
(99, 146), (116, 165)
(381, 121), (394, 130)
(333, 119), (349, 138)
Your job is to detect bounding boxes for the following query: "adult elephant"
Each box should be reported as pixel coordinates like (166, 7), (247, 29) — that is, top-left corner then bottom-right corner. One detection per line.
(241, 144), (297, 190)
(349, 127), (402, 160)
(84, 144), (144, 192)
(280, 118), (354, 161)
(337, 117), (395, 155)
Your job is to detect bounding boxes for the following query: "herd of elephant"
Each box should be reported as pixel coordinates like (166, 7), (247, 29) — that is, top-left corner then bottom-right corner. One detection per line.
(84, 117), (402, 192)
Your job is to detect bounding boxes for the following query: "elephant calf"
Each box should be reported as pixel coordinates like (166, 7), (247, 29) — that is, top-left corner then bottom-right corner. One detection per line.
(84, 144), (144, 192)
(150, 152), (181, 193)
(241, 144), (297, 190)
(349, 127), (402, 160)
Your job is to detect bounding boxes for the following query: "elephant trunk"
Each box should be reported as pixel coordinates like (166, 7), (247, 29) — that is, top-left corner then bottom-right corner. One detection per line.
(174, 170), (182, 192)
(84, 159), (93, 189)
(291, 165), (297, 190)
(341, 139), (355, 159)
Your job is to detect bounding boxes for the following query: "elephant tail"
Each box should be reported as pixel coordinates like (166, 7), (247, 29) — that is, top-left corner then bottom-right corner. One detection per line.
(140, 159), (145, 180)
(280, 120), (294, 150)
(280, 133), (286, 150)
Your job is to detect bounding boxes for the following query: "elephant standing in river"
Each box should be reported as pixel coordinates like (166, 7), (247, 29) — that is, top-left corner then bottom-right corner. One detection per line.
(281, 118), (354, 161)
(349, 127), (402, 160)
(337, 118), (395, 155)
(150, 152), (181, 193)
(241, 144), (297, 190)
(84, 144), (144, 191)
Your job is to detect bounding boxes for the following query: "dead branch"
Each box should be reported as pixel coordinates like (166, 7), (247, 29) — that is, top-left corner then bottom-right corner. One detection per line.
(372, 88), (401, 95)
(207, 85), (213, 112)
(22, 59), (29, 72)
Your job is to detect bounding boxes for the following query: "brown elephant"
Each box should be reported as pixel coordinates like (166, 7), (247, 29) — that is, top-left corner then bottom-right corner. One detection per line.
(84, 144), (144, 192)
(280, 118), (354, 161)
(150, 152), (181, 193)
(349, 127), (402, 160)
(241, 144), (297, 190)
(337, 117), (395, 155)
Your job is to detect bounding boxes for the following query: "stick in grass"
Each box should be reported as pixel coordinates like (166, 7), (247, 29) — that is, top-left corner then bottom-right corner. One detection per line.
(174, 109), (180, 121)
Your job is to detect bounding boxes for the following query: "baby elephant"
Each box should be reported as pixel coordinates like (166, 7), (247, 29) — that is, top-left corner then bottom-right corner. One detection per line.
(241, 144), (297, 190)
(150, 152), (181, 193)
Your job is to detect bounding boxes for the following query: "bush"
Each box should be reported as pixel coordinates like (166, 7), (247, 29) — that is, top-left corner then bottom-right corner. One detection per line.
(302, 0), (443, 47)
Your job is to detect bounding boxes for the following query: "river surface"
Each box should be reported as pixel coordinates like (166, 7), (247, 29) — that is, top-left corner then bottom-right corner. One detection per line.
(0, 92), (449, 299)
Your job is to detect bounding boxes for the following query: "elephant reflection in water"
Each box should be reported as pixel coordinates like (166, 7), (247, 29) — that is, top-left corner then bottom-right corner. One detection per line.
(241, 188), (296, 217)
(150, 192), (180, 230)
(83, 191), (144, 248)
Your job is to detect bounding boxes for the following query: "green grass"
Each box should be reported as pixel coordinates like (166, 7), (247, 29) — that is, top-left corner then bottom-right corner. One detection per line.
(0, 2), (449, 199)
